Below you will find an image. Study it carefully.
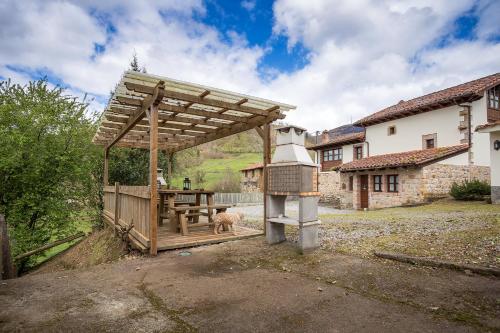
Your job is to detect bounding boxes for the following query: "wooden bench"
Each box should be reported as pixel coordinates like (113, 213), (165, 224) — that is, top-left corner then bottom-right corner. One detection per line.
(173, 205), (231, 235)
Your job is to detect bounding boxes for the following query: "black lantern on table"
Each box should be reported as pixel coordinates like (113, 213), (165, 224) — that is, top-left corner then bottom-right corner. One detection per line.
(183, 177), (191, 190)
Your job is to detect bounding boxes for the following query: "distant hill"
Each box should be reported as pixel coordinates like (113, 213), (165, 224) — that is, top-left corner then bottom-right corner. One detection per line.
(171, 124), (319, 191)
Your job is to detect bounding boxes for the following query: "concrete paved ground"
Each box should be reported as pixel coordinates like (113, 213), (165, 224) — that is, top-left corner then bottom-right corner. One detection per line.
(1, 237), (498, 333)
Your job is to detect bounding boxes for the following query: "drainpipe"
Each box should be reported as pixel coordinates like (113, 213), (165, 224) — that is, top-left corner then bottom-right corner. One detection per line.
(365, 140), (370, 157)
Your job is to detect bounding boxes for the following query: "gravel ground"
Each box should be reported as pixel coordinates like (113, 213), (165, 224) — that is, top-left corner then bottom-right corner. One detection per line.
(228, 201), (350, 228)
(234, 199), (500, 267)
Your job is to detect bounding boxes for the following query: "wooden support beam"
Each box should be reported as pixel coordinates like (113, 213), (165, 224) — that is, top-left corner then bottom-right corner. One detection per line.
(255, 126), (265, 140)
(124, 82), (275, 117)
(262, 123), (271, 235)
(103, 148), (109, 186)
(149, 104), (159, 256)
(167, 152), (173, 187)
(158, 102), (246, 123)
(107, 81), (165, 150)
(114, 182), (120, 235)
(157, 113), (232, 128)
(174, 112), (282, 152)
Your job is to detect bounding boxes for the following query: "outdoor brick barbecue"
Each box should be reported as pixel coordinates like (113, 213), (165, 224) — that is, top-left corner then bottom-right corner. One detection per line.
(266, 125), (321, 253)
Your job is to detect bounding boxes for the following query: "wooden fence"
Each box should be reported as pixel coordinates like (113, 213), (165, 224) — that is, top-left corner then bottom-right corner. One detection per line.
(103, 185), (150, 249)
(176, 192), (263, 205)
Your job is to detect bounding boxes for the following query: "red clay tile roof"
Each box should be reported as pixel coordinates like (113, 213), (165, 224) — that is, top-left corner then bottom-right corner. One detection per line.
(355, 73), (500, 126)
(338, 144), (469, 172)
(475, 120), (500, 131)
(308, 132), (365, 150)
(241, 162), (264, 171)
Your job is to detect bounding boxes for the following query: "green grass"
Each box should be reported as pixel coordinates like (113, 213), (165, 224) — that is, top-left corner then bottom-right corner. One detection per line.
(33, 211), (94, 265)
(171, 152), (261, 190)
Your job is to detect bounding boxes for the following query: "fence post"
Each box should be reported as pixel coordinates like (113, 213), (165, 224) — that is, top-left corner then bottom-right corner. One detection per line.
(114, 182), (120, 235)
(0, 214), (16, 279)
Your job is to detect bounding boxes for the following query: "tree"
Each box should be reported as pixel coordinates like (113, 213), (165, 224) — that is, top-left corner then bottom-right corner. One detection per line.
(0, 79), (101, 267)
(129, 51), (147, 73)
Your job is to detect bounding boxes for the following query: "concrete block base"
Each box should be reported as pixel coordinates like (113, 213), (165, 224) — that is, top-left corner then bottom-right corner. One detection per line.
(492, 186), (500, 204)
(298, 196), (319, 222)
(298, 221), (320, 254)
(266, 221), (286, 244)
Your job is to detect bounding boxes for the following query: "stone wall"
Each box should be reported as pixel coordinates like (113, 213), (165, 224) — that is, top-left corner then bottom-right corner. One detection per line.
(318, 163), (491, 209)
(318, 171), (353, 208)
(241, 169), (263, 193)
(350, 168), (424, 210)
(421, 163), (490, 198)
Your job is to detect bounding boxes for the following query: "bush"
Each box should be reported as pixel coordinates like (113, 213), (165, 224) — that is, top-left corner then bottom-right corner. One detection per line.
(211, 168), (241, 193)
(449, 179), (490, 201)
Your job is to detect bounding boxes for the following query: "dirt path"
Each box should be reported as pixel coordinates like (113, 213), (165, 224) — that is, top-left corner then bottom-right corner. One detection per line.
(1, 237), (499, 332)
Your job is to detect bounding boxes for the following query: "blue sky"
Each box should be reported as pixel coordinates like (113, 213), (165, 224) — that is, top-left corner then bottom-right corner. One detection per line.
(0, 0), (499, 130)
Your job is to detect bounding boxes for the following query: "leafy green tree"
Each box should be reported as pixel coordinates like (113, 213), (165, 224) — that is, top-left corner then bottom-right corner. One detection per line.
(0, 79), (101, 266)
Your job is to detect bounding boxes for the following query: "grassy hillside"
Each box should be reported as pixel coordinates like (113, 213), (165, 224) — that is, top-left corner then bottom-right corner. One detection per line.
(171, 152), (261, 190)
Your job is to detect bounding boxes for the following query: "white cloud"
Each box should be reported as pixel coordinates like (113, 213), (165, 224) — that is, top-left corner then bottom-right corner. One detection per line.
(1, 0), (499, 131)
(268, 0), (500, 129)
(241, 0), (256, 11)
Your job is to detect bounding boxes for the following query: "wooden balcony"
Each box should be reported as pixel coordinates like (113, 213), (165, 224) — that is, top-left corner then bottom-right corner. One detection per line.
(487, 108), (500, 122)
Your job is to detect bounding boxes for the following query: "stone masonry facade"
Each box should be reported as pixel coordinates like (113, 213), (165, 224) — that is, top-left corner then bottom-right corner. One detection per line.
(241, 169), (263, 193)
(350, 168), (423, 209)
(421, 164), (490, 198)
(319, 164), (490, 209)
(318, 172), (352, 208)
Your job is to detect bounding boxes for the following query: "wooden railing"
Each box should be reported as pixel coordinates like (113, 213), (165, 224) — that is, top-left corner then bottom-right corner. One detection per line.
(176, 192), (263, 205)
(487, 108), (500, 122)
(103, 185), (151, 248)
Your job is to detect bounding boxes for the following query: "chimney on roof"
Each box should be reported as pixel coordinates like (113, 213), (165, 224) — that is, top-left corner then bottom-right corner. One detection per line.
(321, 130), (329, 144)
(398, 100), (405, 104)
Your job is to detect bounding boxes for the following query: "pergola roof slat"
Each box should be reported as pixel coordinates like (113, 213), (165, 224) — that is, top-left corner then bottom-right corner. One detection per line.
(93, 71), (295, 152)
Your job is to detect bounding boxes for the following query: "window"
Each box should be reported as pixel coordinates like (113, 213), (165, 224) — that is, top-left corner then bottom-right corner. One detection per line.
(333, 148), (342, 160)
(251, 169), (255, 178)
(323, 149), (333, 161)
(388, 126), (396, 135)
(373, 175), (383, 192)
(422, 133), (437, 149)
(488, 86), (500, 110)
(425, 138), (435, 149)
(387, 175), (399, 192)
(354, 145), (363, 160)
(348, 176), (353, 191)
(323, 148), (342, 161)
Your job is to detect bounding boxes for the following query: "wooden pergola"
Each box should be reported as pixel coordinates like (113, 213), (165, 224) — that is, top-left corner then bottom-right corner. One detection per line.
(93, 71), (295, 255)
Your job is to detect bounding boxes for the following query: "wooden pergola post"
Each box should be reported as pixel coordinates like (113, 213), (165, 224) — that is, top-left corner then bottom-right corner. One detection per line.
(149, 104), (159, 256)
(167, 152), (173, 187)
(262, 123), (271, 234)
(103, 147), (109, 186)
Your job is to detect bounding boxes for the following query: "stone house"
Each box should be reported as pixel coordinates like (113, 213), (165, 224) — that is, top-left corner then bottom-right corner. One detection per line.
(309, 72), (500, 209)
(240, 163), (264, 193)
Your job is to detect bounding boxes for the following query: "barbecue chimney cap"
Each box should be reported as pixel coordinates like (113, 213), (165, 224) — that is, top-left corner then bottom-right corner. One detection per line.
(275, 125), (307, 133)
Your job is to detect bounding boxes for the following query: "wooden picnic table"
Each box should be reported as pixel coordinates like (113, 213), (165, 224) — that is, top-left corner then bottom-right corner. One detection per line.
(173, 204), (232, 235)
(157, 189), (217, 233)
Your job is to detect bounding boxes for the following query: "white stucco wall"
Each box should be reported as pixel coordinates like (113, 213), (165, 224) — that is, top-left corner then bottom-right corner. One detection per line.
(365, 98), (490, 166)
(491, 132), (500, 187)
(341, 142), (368, 163)
(470, 95), (490, 166)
